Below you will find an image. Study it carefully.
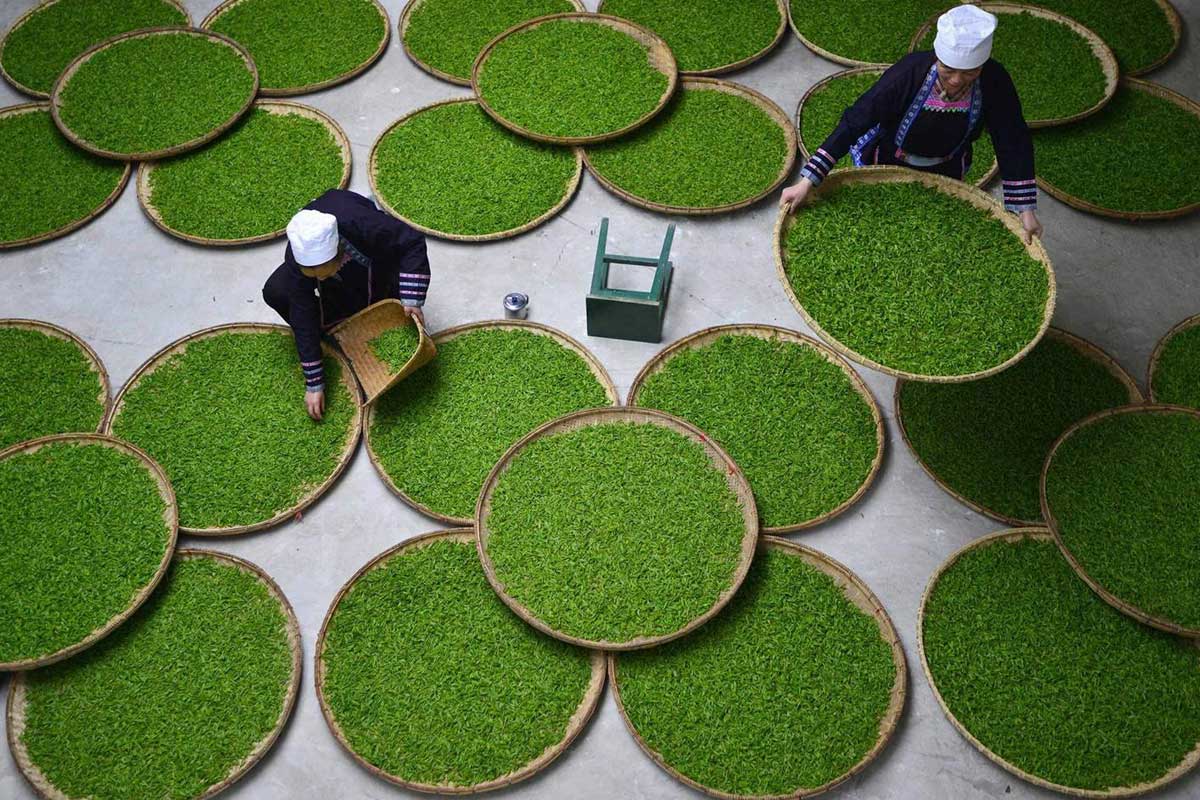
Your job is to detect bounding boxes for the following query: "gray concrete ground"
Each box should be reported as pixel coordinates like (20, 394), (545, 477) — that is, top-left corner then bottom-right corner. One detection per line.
(3, 1), (1200, 798)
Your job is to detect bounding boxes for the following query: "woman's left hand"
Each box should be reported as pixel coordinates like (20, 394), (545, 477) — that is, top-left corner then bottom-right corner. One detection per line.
(1020, 210), (1043, 244)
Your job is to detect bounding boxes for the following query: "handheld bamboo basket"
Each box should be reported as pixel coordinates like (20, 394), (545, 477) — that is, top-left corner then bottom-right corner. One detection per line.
(314, 528), (606, 794)
(330, 299), (437, 405)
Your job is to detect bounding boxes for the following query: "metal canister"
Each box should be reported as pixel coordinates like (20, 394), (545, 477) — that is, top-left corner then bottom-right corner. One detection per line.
(503, 292), (529, 320)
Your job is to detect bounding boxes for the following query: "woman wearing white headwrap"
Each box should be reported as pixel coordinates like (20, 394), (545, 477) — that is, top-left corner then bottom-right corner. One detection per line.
(780, 4), (1043, 243)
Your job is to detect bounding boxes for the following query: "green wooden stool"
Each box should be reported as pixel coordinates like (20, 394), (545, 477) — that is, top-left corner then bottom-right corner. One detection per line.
(586, 218), (674, 343)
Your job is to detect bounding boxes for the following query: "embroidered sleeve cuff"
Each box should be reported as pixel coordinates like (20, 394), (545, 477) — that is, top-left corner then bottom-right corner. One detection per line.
(800, 148), (837, 186)
(401, 299), (424, 308)
(1003, 179), (1038, 213)
(306, 383), (324, 394)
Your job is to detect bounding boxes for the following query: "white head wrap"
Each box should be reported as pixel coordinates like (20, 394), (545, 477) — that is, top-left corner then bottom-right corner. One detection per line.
(286, 209), (339, 267)
(934, 4), (997, 70)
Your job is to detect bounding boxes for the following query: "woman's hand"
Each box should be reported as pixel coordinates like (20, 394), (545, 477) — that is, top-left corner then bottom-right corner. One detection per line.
(779, 178), (814, 215)
(403, 305), (425, 327)
(305, 388), (325, 421)
(1020, 210), (1044, 244)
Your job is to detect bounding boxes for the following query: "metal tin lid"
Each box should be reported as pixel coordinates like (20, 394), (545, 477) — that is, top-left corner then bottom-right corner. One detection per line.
(504, 292), (529, 311)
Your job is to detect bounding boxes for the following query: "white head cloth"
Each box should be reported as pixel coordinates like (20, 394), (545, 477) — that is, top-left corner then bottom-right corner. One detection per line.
(286, 209), (339, 267)
(934, 4), (997, 70)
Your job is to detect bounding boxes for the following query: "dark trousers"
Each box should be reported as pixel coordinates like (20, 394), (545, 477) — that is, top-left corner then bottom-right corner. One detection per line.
(262, 263), (293, 324)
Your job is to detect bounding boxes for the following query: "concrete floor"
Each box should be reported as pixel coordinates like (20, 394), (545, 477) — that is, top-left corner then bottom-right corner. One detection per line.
(3, 1), (1200, 798)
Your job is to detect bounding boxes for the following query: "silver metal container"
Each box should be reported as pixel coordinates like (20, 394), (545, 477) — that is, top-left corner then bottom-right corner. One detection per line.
(503, 292), (529, 320)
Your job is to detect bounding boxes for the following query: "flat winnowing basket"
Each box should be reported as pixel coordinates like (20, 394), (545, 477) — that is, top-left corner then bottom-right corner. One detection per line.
(330, 300), (437, 405)
(1147, 312), (1200, 402)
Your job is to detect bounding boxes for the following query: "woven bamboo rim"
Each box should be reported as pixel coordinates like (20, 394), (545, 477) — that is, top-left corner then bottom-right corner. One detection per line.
(1147, 312), (1200, 403)
(0, 434), (177, 671)
(918, 527), (1200, 797)
(471, 13), (679, 146)
(475, 406), (760, 651)
(627, 324), (884, 533)
(364, 319), (619, 526)
(0, 103), (130, 249)
(595, 0), (787, 76)
(201, 0), (390, 96)
(581, 77), (797, 216)
(1130, 0), (1184, 77)
(907, 4), (1118, 129)
(0, 0), (192, 99)
(895, 327), (1143, 528)
(785, 1), (890, 68)
(330, 300), (438, 405)
(136, 100), (353, 247)
(103, 322), (364, 536)
(1036, 79), (1200, 221)
(49, 27), (259, 162)
(1, 317), (111, 426)
(794, 67), (1000, 188)
(773, 166), (1056, 383)
(609, 535), (908, 800)
(1041, 403), (1200, 638)
(7, 547), (303, 800)
(369, 98), (583, 241)
(315, 528), (606, 794)
(399, 0), (586, 87)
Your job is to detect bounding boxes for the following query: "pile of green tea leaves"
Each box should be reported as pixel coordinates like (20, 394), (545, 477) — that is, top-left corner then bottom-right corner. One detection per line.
(146, 107), (345, 241)
(798, 69), (997, 184)
(0, 441), (171, 665)
(484, 421), (748, 643)
(923, 535), (1200, 790)
(368, 324), (420, 371)
(476, 18), (670, 139)
(0, 0), (186, 96)
(615, 546), (897, 796)
(1152, 321), (1200, 409)
(109, 330), (357, 530)
(369, 327), (610, 521)
(0, 326), (105, 449)
(321, 536), (595, 787)
(0, 108), (125, 245)
(373, 102), (577, 236)
(782, 181), (1049, 377)
(599, 0), (781, 73)
(635, 334), (878, 528)
(914, 11), (1107, 124)
(402, 0), (577, 83)
(16, 554), (295, 800)
(55, 31), (256, 157)
(1035, 85), (1200, 215)
(898, 333), (1133, 523)
(207, 0), (386, 92)
(585, 85), (789, 209)
(1044, 409), (1200, 631)
(787, 0), (1175, 75)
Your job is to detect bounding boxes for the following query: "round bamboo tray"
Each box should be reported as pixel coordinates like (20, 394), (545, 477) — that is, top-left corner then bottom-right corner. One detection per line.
(895, 327), (1144, 528)
(49, 27), (259, 162)
(369, 98), (583, 241)
(1, 317), (111, 427)
(201, 0), (390, 96)
(773, 165), (1056, 383)
(364, 319), (619, 527)
(399, 0), (586, 86)
(1041, 403), (1200, 638)
(6, 547), (302, 800)
(785, 1), (890, 68)
(609, 535), (908, 800)
(475, 406), (759, 651)
(794, 67), (1000, 188)
(582, 77), (797, 216)
(0, 0), (192, 99)
(1148, 312), (1200, 403)
(0, 103), (130, 250)
(627, 323), (884, 533)
(315, 528), (606, 794)
(103, 322), (364, 536)
(918, 527), (1200, 797)
(595, 0), (788, 76)
(136, 101), (353, 246)
(0, 433), (177, 671)
(907, 4), (1118, 129)
(471, 13), (679, 146)
(1036, 79), (1200, 221)
(1132, 0), (1184, 77)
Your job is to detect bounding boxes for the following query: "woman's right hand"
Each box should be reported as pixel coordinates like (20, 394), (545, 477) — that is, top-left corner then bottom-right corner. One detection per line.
(779, 179), (813, 215)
